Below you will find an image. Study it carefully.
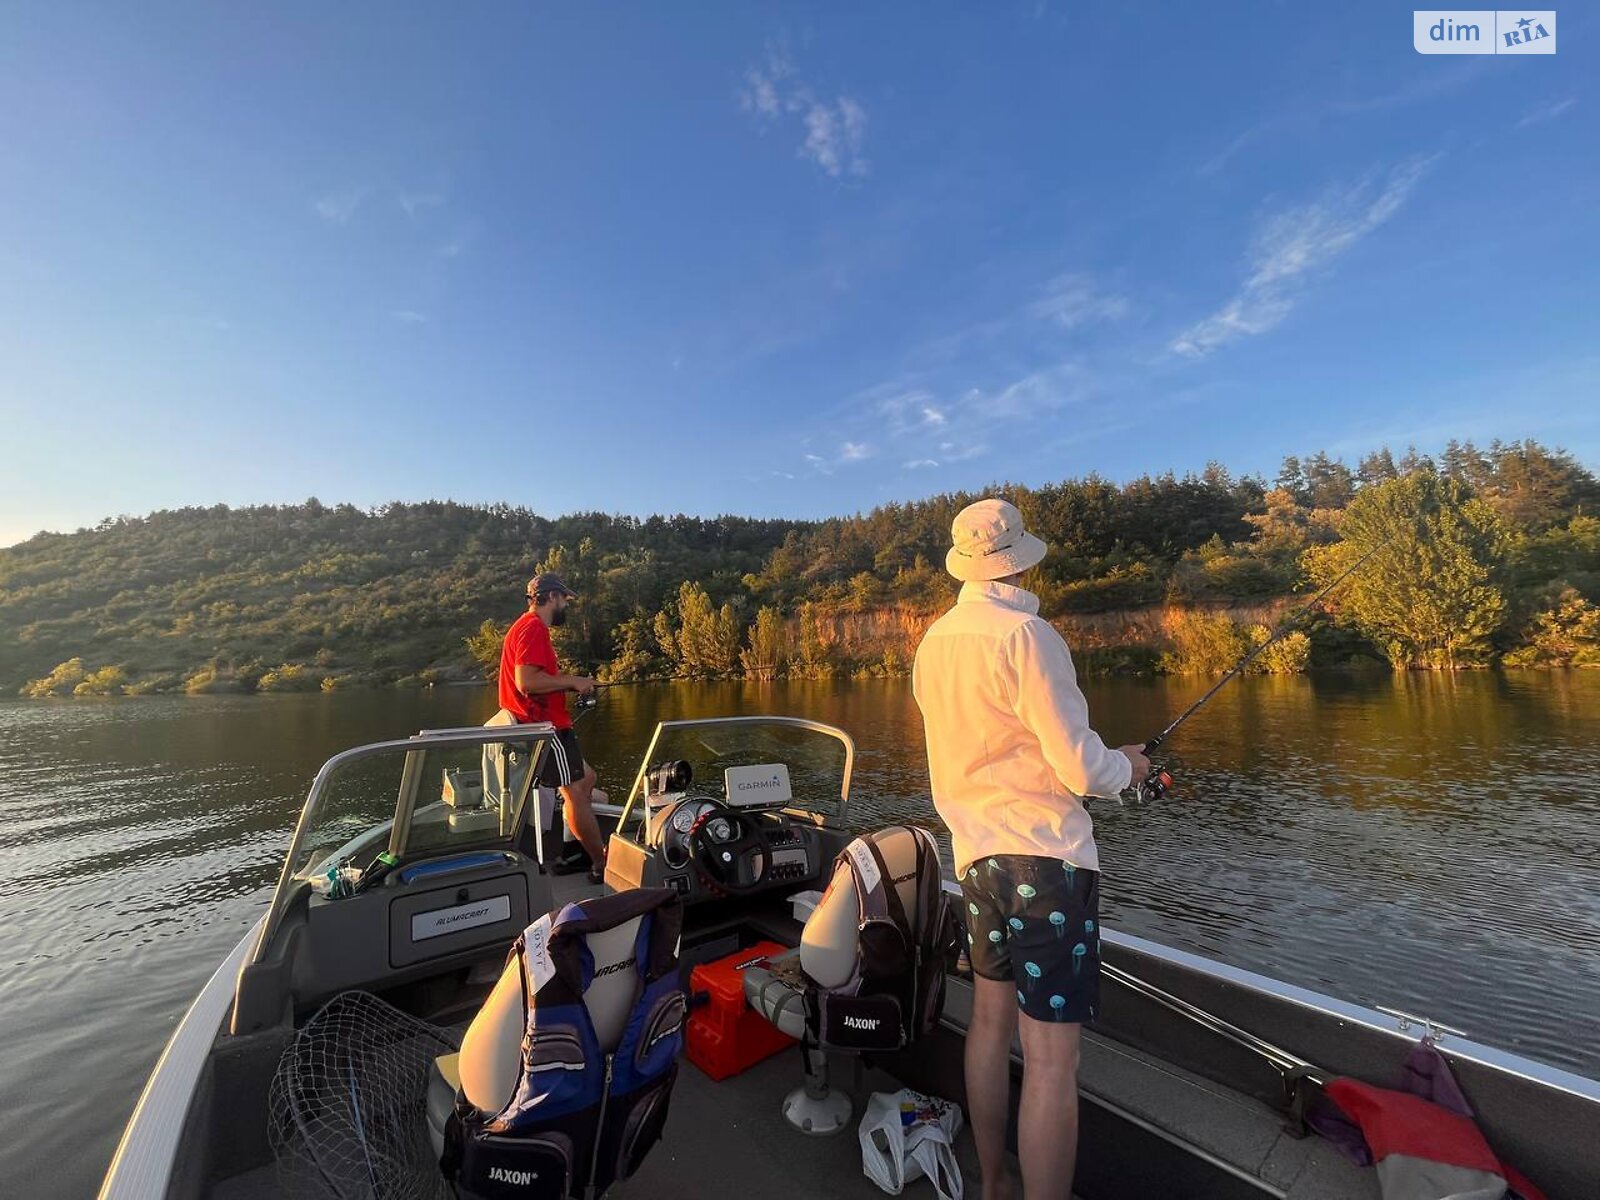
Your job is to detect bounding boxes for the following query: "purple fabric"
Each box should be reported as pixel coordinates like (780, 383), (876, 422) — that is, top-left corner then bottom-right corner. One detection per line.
(1308, 1040), (1470, 1170)
(1397, 1041), (1475, 1119)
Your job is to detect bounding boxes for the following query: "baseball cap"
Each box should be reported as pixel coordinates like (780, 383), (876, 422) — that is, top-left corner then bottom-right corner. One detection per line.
(527, 573), (577, 601)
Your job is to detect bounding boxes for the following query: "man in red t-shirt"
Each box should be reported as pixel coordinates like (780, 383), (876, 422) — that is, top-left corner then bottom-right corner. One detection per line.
(498, 574), (605, 874)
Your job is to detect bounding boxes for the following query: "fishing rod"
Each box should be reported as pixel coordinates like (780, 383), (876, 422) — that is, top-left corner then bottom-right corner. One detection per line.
(1135, 538), (1389, 803)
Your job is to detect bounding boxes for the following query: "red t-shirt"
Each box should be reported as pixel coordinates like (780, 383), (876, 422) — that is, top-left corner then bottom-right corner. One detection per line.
(497, 611), (571, 728)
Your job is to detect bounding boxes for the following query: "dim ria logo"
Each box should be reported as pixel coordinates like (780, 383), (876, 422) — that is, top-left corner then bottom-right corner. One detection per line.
(1414, 11), (1555, 54)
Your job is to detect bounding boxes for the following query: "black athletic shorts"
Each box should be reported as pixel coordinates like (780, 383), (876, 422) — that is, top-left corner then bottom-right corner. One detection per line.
(533, 727), (585, 789)
(961, 854), (1101, 1024)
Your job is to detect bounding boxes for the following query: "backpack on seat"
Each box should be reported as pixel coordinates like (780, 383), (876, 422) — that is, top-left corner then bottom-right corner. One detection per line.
(806, 825), (956, 1051)
(441, 888), (686, 1200)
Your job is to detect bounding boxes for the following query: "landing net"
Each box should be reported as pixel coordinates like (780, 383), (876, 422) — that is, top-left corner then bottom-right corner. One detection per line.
(268, 990), (460, 1200)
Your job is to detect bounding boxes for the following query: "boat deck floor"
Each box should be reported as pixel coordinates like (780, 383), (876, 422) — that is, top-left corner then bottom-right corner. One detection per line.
(213, 871), (1375, 1199)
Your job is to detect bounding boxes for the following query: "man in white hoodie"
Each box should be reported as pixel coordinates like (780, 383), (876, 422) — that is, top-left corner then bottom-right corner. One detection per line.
(912, 498), (1149, 1200)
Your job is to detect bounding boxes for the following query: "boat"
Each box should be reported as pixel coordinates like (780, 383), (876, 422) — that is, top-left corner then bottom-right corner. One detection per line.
(100, 713), (1600, 1199)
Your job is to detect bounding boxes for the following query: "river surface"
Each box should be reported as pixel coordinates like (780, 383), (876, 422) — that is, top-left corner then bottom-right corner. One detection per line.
(2, 673), (1598, 1196)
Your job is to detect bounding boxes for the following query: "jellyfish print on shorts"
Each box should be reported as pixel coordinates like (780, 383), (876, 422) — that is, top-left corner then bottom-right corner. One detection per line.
(1048, 911), (1067, 940)
(1049, 995), (1067, 1021)
(1072, 942), (1088, 977)
(1062, 861), (1076, 884)
(1017, 991), (1027, 1006)
(1084, 919), (1095, 934)
(1007, 917), (1025, 937)
(1022, 960), (1042, 992)
(968, 902), (980, 917)
(988, 929), (1004, 945)
(1016, 882), (1037, 902)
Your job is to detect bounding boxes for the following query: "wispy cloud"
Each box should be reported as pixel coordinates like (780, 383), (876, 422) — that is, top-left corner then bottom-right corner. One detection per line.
(399, 190), (446, 218)
(313, 190), (365, 223)
(804, 441), (877, 475)
(739, 47), (869, 179)
(839, 440), (874, 462)
(1198, 60), (1488, 179)
(939, 441), (988, 463)
(1171, 156), (1435, 358)
(1029, 273), (1131, 330)
(1516, 96), (1577, 129)
(391, 310), (429, 324)
(801, 96), (868, 178)
(739, 50), (792, 119)
(437, 226), (478, 259)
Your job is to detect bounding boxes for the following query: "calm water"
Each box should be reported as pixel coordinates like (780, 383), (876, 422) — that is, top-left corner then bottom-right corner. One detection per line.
(3, 674), (1599, 1196)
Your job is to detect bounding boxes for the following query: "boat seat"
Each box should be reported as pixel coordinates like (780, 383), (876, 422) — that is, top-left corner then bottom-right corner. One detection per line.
(426, 920), (644, 1161)
(743, 826), (940, 1135)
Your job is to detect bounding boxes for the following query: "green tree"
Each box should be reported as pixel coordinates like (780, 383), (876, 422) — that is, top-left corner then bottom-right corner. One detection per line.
(258, 663), (317, 692)
(464, 619), (508, 681)
(794, 601), (835, 678)
(72, 664), (128, 696)
(602, 613), (664, 682)
(740, 606), (787, 679)
(1244, 627), (1312, 674)
(1303, 472), (1508, 668)
(1502, 587), (1600, 667)
(1158, 610), (1249, 675)
(656, 582), (740, 677)
(20, 657), (87, 697)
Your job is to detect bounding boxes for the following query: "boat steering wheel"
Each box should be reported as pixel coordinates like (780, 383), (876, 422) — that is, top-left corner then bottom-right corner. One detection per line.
(686, 801), (772, 896)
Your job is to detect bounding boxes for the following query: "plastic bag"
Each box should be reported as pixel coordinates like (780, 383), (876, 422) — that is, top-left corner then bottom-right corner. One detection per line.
(859, 1088), (965, 1199)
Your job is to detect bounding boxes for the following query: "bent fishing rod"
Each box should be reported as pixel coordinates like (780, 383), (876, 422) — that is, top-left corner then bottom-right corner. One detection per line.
(1135, 538), (1389, 803)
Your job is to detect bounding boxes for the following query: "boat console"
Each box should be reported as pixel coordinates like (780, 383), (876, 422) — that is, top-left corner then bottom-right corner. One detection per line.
(602, 718), (855, 904)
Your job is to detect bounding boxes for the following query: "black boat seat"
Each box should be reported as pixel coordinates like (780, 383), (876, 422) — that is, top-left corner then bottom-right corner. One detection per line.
(742, 826), (938, 1135)
(426, 920), (644, 1161)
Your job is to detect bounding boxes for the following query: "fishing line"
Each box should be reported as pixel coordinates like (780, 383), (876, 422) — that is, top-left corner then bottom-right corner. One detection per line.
(1135, 537), (1390, 803)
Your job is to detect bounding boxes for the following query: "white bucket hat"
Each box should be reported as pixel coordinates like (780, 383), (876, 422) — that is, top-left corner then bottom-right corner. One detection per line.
(945, 498), (1048, 582)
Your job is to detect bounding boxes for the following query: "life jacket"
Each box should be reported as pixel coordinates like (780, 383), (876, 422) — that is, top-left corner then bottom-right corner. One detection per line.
(443, 888), (686, 1200)
(806, 826), (957, 1053)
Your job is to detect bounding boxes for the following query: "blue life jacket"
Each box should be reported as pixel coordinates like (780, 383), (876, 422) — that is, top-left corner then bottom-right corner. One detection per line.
(444, 888), (686, 1200)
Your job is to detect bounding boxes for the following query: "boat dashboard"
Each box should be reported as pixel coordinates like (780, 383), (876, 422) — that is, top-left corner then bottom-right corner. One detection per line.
(604, 717), (857, 905)
(642, 793), (824, 899)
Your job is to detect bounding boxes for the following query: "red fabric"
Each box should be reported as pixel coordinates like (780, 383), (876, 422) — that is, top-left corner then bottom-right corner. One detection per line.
(1324, 1079), (1502, 1174)
(1503, 1164), (1549, 1200)
(497, 611), (571, 728)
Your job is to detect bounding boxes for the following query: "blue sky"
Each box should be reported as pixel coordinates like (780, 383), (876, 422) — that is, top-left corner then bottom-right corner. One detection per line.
(1, 2), (1595, 547)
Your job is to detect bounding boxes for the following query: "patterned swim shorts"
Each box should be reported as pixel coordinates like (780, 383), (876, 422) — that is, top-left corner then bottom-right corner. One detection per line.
(961, 854), (1101, 1023)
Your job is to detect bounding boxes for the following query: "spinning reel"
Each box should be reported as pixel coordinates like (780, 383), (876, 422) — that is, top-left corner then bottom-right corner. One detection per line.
(1137, 753), (1175, 804)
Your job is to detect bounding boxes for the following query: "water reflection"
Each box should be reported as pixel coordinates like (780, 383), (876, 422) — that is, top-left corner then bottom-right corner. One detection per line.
(1, 672), (1598, 1195)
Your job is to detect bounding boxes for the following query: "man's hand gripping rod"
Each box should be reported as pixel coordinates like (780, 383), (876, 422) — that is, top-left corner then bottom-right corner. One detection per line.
(1135, 539), (1388, 803)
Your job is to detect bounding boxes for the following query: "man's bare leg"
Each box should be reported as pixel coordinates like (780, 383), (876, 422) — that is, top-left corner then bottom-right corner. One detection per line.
(1016, 1014), (1081, 1200)
(560, 762), (607, 865)
(967, 974), (1020, 1200)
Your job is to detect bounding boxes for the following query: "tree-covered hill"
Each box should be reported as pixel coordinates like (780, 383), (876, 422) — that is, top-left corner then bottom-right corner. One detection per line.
(5, 439), (1598, 696)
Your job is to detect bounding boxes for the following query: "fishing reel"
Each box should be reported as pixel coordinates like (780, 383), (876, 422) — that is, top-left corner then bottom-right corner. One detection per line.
(571, 690), (600, 715)
(1138, 763), (1175, 804)
(1128, 743), (1176, 805)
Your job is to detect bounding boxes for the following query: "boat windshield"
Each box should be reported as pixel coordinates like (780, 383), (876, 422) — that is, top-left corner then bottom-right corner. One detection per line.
(616, 716), (854, 835)
(284, 726), (555, 880)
